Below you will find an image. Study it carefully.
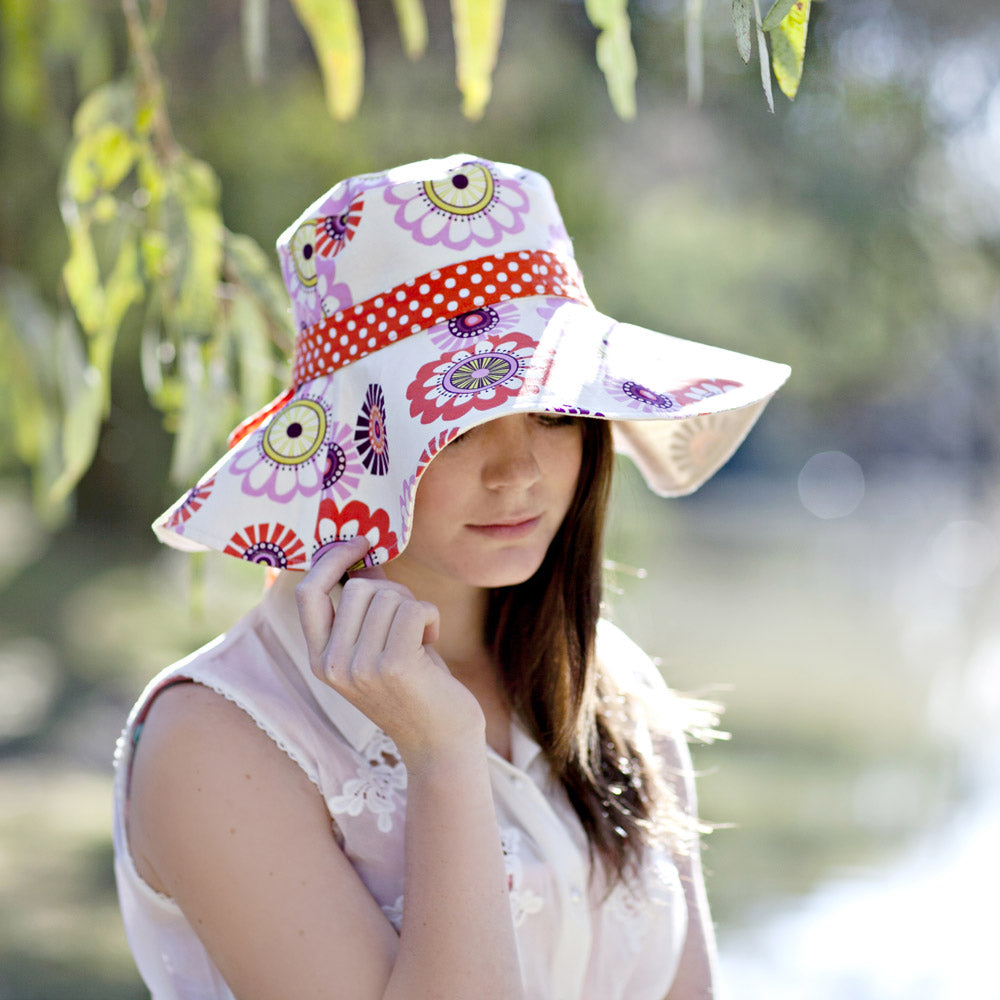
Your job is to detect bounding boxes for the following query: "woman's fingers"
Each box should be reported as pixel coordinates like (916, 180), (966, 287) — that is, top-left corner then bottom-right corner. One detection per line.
(294, 537), (370, 670)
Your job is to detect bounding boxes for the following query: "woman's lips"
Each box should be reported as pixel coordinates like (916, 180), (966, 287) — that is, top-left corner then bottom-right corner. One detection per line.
(466, 515), (542, 540)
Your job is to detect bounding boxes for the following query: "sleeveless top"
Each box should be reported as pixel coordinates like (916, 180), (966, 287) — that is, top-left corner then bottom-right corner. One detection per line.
(112, 572), (690, 1000)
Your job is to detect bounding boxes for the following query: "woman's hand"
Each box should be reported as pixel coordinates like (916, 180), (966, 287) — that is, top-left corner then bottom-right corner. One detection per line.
(294, 538), (486, 768)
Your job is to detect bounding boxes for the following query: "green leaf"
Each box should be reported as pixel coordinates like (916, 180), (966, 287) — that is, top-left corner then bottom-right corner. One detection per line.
(288, 0), (364, 121)
(91, 227), (143, 401)
(169, 341), (233, 484)
(451, 0), (506, 121)
(733, 0), (752, 64)
(761, 0), (798, 32)
(62, 218), (104, 334)
(769, 0), (811, 99)
(228, 288), (278, 413)
(0, 270), (56, 467)
(685, 0), (704, 105)
(753, 0), (775, 113)
(584, 0), (637, 120)
(50, 315), (104, 504)
(392, 0), (428, 59)
(0, 0), (46, 122)
(159, 156), (223, 337)
(72, 79), (137, 137)
(241, 0), (270, 84)
(224, 230), (295, 352)
(65, 122), (138, 203)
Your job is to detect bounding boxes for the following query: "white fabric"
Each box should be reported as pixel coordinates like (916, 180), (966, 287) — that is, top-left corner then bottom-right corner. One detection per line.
(112, 574), (689, 1000)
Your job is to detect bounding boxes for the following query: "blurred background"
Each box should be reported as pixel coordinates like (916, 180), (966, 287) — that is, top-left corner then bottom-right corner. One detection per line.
(1, 0), (999, 996)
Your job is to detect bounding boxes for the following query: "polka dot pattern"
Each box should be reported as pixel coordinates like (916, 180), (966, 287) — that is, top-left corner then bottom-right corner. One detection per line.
(291, 250), (589, 388)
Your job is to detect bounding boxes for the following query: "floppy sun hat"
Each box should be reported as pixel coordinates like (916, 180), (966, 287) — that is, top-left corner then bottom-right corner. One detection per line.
(153, 154), (790, 571)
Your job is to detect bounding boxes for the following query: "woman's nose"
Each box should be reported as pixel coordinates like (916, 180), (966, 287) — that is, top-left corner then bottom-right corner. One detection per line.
(480, 417), (542, 490)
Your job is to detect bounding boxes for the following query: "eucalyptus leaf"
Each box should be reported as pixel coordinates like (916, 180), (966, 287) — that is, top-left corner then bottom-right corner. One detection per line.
(761, 0), (798, 32)
(50, 315), (104, 504)
(392, 0), (428, 59)
(241, 0), (269, 84)
(288, 0), (364, 122)
(90, 226), (144, 406)
(451, 0), (506, 121)
(754, 0), (775, 113)
(685, 0), (704, 105)
(62, 219), (104, 335)
(584, 0), (637, 119)
(733, 0), (753, 64)
(65, 123), (137, 203)
(224, 231), (294, 349)
(769, 0), (811, 99)
(228, 288), (278, 413)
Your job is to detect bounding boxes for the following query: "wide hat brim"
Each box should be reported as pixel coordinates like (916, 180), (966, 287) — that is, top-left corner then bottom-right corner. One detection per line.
(153, 296), (789, 571)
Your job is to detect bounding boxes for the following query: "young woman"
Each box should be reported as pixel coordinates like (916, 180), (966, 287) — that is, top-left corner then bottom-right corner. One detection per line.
(113, 154), (789, 1000)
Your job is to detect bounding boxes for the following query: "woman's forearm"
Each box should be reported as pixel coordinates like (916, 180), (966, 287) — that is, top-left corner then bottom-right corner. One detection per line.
(384, 746), (523, 1000)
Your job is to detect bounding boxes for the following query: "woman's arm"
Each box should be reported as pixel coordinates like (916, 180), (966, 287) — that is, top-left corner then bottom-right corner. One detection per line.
(128, 538), (523, 1000)
(662, 725), (719, 1000)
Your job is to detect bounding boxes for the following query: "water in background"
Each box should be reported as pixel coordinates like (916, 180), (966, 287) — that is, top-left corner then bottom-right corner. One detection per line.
(607, 454), (1000, 999)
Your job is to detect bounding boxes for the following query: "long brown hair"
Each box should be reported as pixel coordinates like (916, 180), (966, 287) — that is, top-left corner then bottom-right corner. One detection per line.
(485, 417), (686, 885)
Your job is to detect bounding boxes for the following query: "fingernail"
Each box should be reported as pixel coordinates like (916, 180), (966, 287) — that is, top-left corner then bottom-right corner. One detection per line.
(346, 558), (367, 573)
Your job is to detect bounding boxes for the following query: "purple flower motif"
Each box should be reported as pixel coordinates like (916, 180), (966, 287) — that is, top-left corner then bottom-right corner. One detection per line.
(321, 422), (365, 502)
(355, 383), (390, 476)
(428, 300), (521, 351)
(229, 379), (333, 501)
(606, 377), (679, 413)
(398, 472), (417, 537)
(385, 161), (530, 250)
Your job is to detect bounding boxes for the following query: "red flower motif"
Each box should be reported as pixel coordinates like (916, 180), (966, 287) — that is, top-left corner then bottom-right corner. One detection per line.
(314, 195), (364, 258)
(406, 332), (536, 425)
(314, 498), (400, 566)
(417, 428), (461, 472)
(165, 476), (215, 532)
(224, 522), (307, 569)
(670, 378), (743, 407)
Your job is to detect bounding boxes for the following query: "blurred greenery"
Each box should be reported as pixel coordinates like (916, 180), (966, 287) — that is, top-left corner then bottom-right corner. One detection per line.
(2, 0), (1000, 996)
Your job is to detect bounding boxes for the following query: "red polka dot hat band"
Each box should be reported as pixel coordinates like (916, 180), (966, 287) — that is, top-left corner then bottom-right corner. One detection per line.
(154, 154), (790, 571)
(291, 250), (590, 386)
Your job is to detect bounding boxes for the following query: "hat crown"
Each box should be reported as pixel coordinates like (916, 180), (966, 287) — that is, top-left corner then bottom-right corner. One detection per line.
(276, 155), (574, 336)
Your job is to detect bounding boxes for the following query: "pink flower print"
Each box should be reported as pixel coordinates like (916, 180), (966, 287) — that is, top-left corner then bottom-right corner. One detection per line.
(385, 161), (529, 250)
(164, 476), (215, 533)
(606, 377), (679, 413)
(319, 273), (353, 319)
(229, 389), (331, 502)
(314, 498), (399, 566)
(406, 332), (536, 425)
(321, 422), (364, 502)
(427, 300), (521, 352)
(398, 472), (417, 537)
(547, 219), (574, 260)
(224, 522), (307, 569)
(328, 731), (407, 834)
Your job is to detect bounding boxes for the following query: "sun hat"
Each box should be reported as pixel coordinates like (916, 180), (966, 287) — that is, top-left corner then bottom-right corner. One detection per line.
(153, 154), (790, 571)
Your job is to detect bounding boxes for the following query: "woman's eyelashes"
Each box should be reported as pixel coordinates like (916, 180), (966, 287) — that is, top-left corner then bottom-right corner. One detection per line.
(445, 414), (577, 450)
(532, 413), (576, 429)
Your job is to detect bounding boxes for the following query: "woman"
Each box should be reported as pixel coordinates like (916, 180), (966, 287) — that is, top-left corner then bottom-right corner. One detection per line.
(113, 154), (789, 1000)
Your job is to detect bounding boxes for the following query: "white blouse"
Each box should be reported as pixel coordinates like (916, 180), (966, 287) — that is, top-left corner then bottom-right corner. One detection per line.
(112, 573), (693, 1000)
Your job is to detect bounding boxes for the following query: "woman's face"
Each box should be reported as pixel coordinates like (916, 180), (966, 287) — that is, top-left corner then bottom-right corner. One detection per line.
(393, 413), (584, 591)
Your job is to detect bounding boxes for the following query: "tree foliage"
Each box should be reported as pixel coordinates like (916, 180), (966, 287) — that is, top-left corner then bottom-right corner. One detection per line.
(0, 0), (816, 520)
